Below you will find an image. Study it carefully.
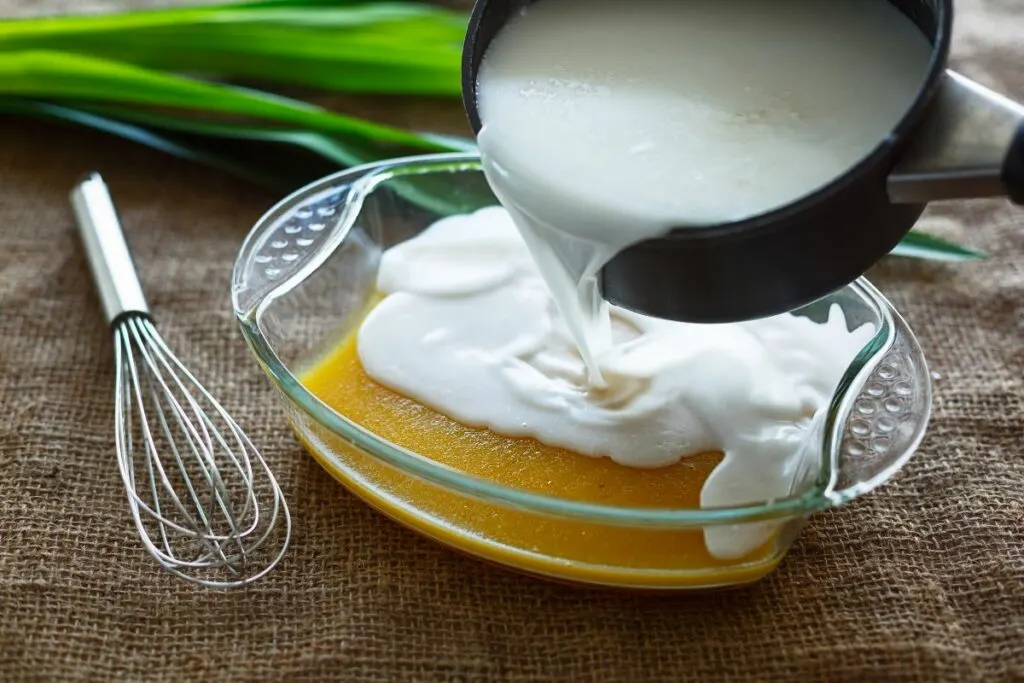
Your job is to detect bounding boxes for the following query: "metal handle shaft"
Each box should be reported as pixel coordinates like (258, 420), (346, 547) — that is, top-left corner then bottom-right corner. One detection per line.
(70, 172), (150, 324)
(888, 70), (1024, 204)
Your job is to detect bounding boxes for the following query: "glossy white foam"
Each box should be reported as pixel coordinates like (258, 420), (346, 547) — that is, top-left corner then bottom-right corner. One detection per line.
(357, 208), (876, 559)
(475, 0), (931, 377)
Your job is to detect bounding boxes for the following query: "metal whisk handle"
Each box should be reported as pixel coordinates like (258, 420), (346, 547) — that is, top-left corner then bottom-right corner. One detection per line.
(70, 172), (150, 324)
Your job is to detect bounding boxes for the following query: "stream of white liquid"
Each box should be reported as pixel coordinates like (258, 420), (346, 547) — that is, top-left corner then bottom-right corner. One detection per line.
(356, 0), (931, 558)
(475, 0), (932, 381)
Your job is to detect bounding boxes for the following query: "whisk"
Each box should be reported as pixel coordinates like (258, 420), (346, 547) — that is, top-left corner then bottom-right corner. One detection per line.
(70, 172), (291, 588)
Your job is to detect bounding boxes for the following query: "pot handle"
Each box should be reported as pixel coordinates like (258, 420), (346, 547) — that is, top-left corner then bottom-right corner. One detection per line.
(1004, 120), (1024, 205)
(888, 71), (1024, 205)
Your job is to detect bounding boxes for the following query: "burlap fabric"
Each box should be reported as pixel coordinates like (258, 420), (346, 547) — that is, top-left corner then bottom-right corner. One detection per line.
(1, 1), (1022, 681)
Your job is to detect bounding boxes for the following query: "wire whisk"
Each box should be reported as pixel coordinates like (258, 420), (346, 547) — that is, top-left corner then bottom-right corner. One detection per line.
(71, 172), (291, 588)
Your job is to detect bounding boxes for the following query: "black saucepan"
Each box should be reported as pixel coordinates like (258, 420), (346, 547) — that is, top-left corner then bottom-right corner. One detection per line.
(461, 0), (1024, 323)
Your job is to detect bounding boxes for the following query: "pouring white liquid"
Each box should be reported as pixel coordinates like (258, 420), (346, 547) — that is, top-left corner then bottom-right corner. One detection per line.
(475, 0), (932, 378)
(354, 0), (932, 558)
(358, 208), (875, 558)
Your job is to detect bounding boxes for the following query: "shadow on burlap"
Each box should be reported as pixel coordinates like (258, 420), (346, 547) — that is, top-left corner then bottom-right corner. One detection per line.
(0, 0), (1021, 681)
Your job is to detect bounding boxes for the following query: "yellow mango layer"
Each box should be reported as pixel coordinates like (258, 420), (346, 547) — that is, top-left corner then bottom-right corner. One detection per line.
(297, 330), (783, 588)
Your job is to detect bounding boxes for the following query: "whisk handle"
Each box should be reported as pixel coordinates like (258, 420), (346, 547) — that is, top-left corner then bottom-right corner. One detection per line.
(71, 172), (150, 325)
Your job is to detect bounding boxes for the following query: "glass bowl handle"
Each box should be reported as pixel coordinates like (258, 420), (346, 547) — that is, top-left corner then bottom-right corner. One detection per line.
(826, 310), (933, 504)
(232, 170), (372, 319)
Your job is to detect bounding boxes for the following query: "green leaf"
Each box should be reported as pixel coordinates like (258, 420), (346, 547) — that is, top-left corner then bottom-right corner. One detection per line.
(0, 97), (313, 191)
(417, 131), (477, 152)
(0, 50), (453, 151)
(0, 2), (467, 96)
(0, 96), (485, 213)
(78, 100), (478, 162)
(67, 101), (490, 215)
(73, 101), (403, 167)
(889, 230), (987, 261)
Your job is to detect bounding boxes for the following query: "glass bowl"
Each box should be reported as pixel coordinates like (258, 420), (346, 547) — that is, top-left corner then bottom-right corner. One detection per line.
(231, 153), (932, 590)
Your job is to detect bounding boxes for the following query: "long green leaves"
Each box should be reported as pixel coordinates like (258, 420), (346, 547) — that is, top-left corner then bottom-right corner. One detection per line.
(0, 96), (484, 214)
(0, 97), (313, 190)
(0, 50), (451, 150)
(0, 2), (465, 95)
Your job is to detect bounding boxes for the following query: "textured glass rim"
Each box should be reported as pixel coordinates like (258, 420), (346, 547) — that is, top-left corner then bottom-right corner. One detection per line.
(232, 152), (919, 529)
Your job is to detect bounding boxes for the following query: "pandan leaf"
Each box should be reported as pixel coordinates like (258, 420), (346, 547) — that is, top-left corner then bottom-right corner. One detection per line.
(890, 230), (987, 261)
(0, 2), (466, 95)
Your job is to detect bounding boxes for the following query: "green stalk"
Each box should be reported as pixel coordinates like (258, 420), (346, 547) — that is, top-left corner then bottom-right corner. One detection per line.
(0, 2), (466, 95)
(69, 101), (489, 215)
(889, 231), (986, 261)
(0, 98), (307, 191)
(75, 99), (442, 167)
(0, 96), (485, 212)
(0, 50), (450, 151)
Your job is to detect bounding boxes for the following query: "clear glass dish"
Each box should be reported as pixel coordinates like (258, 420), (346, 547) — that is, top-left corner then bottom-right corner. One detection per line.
(231, 153), (932, 590)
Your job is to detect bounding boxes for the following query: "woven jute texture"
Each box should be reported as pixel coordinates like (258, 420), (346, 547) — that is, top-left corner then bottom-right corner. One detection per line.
(1, 1), (1022, 681)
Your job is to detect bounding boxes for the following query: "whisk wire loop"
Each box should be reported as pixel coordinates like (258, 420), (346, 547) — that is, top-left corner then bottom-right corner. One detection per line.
(75, 172), (290, 588)
(113, 314), (291, 586)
